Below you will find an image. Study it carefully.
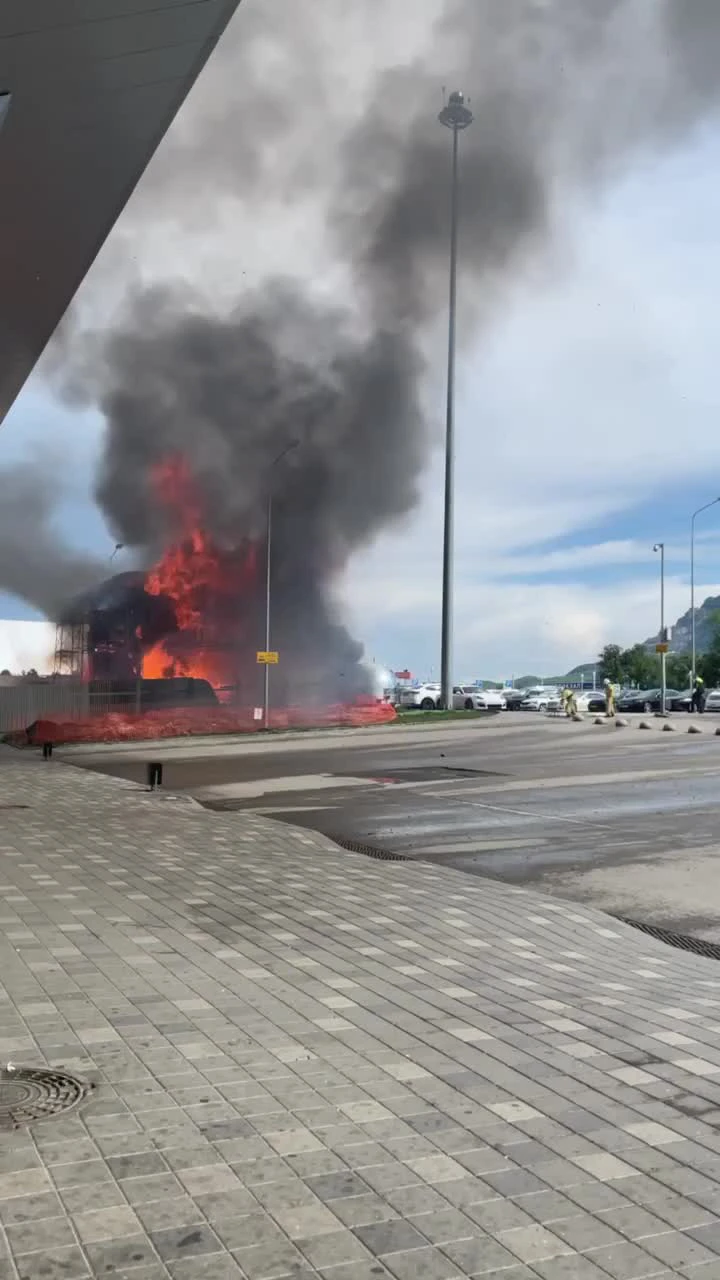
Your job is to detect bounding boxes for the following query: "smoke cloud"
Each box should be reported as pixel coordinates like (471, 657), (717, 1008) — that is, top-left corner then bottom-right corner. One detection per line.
(4, 0), (720, 693)
(0, 463), (107, 619)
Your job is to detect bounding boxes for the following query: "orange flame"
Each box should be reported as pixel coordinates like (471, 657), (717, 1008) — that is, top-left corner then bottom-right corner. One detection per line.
(141, 458), (257, 690)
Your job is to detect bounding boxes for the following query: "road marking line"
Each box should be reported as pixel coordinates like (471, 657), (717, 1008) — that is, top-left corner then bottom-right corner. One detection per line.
(426, 765), (718, 799)
(409, 838), (547, 854)
(243, 804), (340, 814)
(194, 774), (372, 799)
(469, 799), (608, 827)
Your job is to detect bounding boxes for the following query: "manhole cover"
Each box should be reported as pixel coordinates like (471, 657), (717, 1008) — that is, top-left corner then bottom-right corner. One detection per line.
(0, 1066), (90, 1129)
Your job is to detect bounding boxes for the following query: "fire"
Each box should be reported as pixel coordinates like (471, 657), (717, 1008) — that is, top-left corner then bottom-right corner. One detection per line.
(50, 454), (398, 743)
(141, 458), (257, 690)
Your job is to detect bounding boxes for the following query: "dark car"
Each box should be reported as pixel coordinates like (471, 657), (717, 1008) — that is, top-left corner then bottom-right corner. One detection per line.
(616, 687), (691, 714)
(502, 689), (526, 711)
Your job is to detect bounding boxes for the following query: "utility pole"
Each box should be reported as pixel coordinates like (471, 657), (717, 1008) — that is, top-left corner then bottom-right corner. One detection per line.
(438, 89), (473, 711)
(263, 440), (299, 730)
(691, 497), (720, 686)
(653, 542), (666, 714)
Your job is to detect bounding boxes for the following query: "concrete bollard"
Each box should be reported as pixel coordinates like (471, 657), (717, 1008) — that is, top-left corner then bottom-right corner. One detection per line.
(715, 727), (720, 736)
(662, 721), (676, 732)
(572, 713), (584, 722)
(593, 716), (605, 725)
(615, 717), (629, 728)
(638, 721), (652, 730)
(688, 723), (703, 734)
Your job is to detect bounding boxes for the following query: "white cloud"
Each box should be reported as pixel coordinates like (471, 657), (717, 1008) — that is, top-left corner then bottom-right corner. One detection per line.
(0, 622), (55, 675)
(342, 564), (720, 681)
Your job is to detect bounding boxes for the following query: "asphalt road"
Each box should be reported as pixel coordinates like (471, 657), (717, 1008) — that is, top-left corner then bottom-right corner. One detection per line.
(58, 712), (720, 941)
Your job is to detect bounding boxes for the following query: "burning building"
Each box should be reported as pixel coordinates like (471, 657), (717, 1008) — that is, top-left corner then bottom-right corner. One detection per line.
(55, 459), (265, 706)
(51, 455), (376, 729)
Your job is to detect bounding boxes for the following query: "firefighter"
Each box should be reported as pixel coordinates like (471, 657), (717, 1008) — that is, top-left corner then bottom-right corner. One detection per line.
(604, 678), (616, 717)
(692, 675), (705, 714)
(562, 687), (573, 716)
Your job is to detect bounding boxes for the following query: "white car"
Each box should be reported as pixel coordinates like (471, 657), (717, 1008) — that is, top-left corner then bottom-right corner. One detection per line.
(574, 690), (607, 713)
(703, 688), (720, 712)
(396, 683), (442, 710)
(522, 689), (561, 712)
(453, 686), (505, 711)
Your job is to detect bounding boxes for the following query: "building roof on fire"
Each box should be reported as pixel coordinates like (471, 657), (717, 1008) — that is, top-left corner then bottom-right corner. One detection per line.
(0, 0), (241, 425)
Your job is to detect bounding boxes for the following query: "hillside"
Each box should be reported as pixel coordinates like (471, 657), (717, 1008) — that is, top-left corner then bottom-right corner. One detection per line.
(643, 594), (720, 653)
(511, 664), (596, 689)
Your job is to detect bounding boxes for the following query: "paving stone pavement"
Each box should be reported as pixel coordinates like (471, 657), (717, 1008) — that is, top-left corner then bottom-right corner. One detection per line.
(4, 752), (720, 1279)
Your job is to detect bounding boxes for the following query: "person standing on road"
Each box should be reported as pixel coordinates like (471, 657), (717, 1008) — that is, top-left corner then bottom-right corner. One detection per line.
(692, 675), (705, 714)
(604, 678), (616, 717)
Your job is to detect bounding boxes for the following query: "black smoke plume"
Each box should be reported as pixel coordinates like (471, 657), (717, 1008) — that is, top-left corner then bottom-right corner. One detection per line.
(4, 0), (720, 694)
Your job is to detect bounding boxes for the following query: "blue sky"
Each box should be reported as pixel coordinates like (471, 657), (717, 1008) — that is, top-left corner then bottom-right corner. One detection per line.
(3, 17), (720, 682)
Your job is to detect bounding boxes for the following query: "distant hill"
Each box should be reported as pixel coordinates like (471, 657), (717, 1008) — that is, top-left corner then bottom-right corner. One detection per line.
(643, 594), (720, 653)
(511, 663), (596, 689)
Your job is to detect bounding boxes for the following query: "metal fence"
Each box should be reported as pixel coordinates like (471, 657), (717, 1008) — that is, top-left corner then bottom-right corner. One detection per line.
(0, 680), (142, 733)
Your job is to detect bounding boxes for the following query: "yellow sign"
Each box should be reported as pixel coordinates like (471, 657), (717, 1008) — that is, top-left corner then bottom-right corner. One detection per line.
(655, 643), (669, 654)
(256, 651), (279, 664)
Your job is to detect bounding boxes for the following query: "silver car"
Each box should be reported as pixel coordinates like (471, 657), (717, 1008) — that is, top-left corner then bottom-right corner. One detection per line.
(522, 690), (561, 713)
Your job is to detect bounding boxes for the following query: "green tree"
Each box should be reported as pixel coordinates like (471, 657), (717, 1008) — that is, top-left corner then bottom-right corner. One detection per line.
(598, 644), (623, 682)
(695, 610), (720, 686)
(666, 653), (691, 690)
(620, 644), (657, 689)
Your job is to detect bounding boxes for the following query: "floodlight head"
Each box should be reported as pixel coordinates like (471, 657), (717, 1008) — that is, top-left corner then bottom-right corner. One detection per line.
(439, 89), (473, 130)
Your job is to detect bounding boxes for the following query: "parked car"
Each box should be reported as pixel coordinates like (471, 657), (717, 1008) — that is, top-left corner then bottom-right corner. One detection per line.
(616, 688), (691, 713)
(521, 689), (561, 712)
(396, 683), (442, 710)
(452, 686), (505, 711)
(502, 689), (526, 711)
(702, 688), (720, 712)
(575, 690), (607, 713)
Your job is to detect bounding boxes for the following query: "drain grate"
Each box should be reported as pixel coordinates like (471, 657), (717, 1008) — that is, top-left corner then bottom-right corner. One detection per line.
(332, 837), (413, 862)
(0, 1066), (91, 1129)
(619, 917), (720, 961)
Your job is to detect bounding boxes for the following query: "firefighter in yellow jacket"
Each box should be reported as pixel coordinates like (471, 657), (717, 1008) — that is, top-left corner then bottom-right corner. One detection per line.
(604, 678), (616, 717)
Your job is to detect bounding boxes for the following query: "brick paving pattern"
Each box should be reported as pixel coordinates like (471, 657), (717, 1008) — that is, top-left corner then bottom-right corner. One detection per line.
(2, 750), (720, 1277)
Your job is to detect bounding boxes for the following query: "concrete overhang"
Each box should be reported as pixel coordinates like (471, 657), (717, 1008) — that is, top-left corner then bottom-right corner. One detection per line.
(0, 0), (242, 424)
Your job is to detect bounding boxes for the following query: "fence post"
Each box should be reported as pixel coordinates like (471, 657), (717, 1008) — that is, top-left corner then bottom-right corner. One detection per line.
(147, 762), (163, 790)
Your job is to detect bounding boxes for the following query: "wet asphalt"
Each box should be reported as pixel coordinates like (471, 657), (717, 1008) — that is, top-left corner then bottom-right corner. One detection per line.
(58, 712), (720, 941)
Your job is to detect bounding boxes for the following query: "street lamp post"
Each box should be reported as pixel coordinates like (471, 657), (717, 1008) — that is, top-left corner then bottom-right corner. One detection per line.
(691, 497), (720, 686)
(264, 441), (299, 730)
(653, 542), (666, 714)
(438, 89), (473, 711)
